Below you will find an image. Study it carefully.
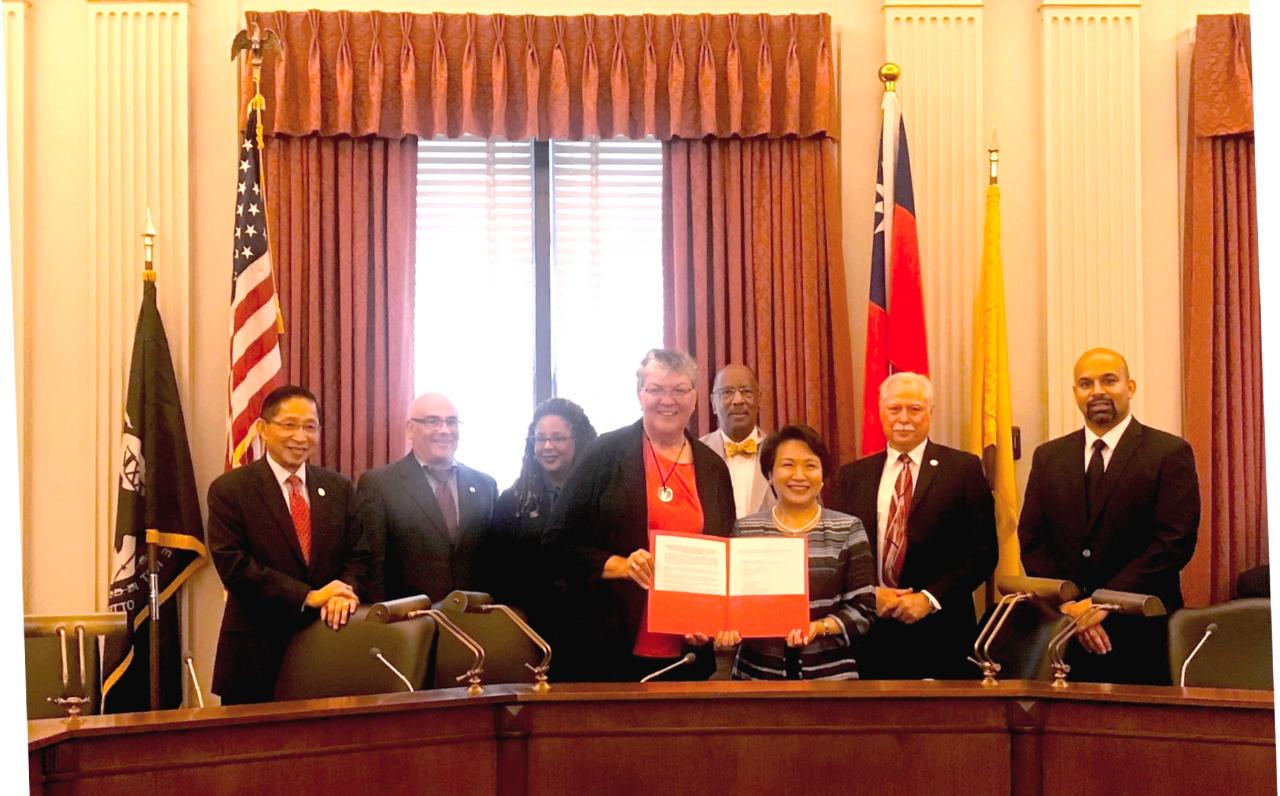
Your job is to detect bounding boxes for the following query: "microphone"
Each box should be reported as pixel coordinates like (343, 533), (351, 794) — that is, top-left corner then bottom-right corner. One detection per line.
(640, 652), (697, 683)
(369, 647), (415, 693)
(1179, 623), (1219, 688)
(183, 653), (205, 708)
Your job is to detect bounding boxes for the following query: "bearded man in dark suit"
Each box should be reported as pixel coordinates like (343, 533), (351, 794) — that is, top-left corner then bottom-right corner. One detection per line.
(830, 372), (996, 679)
(1019, 348), (1199, 685)
(207, 385), (371, 705)
(354, 392), (499, 604)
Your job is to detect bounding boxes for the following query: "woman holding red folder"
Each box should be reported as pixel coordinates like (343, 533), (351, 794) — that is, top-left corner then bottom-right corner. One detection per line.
(541, 349), (737, 682)
(716, 425), (878, 680)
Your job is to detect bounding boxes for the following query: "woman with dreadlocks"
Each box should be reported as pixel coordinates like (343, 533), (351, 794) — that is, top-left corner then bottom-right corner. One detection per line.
(488, 398), (598, 638)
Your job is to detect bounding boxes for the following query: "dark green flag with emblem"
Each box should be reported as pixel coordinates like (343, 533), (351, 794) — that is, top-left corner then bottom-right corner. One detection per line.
(104, 279), (207, 712)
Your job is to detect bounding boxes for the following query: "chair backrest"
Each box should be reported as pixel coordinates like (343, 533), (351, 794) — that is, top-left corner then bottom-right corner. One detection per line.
(1168, 598), (1272, 690)
(980, 599), (1074, 681)
(25, 613), (126, 719)
(431, 591), (542, 689)
(274, 606), (437, 701)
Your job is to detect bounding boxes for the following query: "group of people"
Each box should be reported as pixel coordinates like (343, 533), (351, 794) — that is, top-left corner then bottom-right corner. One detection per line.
(206, 346), (1199, 704)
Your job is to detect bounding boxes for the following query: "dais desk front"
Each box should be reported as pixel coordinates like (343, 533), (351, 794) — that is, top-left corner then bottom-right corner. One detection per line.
(28, 680), (1275, 796)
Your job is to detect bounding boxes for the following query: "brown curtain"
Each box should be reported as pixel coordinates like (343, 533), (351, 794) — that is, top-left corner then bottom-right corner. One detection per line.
(242, 11), (836, 142)
(263, 135), (418, 478)
(664, 137), (855, 467)
(1182, 14), (1264, 605)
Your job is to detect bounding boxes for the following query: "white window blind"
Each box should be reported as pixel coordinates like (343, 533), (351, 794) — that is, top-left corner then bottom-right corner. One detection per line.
(415, 137), (534, 487)
(549, 139), (664, 433)
(414, 137), (664, 488)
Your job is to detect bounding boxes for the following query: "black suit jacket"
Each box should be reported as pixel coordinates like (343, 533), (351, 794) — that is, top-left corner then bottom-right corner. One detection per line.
(1019, 419), (1199, 684)
(354, 453), (499, 604)
(542, 420), (737, 681)
(830, 440), (997, 679)
(207, 458), (370, 704)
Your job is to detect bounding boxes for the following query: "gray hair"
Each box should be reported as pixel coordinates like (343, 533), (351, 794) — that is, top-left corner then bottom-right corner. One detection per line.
(636, 348), (699, 391)
(879, 371), (934, 406)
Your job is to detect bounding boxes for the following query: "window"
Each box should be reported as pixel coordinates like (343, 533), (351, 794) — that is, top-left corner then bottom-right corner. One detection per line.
(414, 138), (664, 488)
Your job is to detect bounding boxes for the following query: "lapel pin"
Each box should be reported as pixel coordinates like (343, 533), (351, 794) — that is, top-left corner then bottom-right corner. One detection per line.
(929, 459), (939, 467)
(468, 486), (476, 493)
(317, 487), (326, 497)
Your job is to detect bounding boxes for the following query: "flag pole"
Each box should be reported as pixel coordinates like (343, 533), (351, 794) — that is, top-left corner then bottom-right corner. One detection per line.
(880, 62), (900, 92)
(988, 125), (1000, 186)
(141, 210), (161, 711)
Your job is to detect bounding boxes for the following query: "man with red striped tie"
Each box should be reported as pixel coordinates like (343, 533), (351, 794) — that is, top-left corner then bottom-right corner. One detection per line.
(207, 385), (372, 705)
(831, 373), (996, 679)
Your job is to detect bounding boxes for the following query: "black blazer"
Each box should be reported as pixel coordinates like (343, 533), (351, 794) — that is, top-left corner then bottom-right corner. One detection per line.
(1018, 419), (1199, 685)
(830, 440), (997, 679)
(1020, 420), (1199, 608)
(542, 420), (736, 681)
(354, 453), (499, 604)
(207, 458), (370, 703)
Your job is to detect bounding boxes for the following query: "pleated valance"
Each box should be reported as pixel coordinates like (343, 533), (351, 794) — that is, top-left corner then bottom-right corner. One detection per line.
(241, 11), (836, 141)
(1189, 14), (1253, 138)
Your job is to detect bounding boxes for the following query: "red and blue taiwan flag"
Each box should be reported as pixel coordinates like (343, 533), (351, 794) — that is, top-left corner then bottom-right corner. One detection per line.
(861, 90), (930, 455)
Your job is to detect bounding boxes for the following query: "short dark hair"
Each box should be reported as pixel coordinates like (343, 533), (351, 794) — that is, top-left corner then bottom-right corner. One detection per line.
(260, 385), (320, 422)
(759, 424), (832, 478)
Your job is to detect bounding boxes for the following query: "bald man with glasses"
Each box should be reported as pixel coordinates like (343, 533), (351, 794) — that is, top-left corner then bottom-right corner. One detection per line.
(353, 392), (499, 603)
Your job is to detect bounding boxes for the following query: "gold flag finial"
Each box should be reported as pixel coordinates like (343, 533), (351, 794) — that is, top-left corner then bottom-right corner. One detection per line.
(142, 208), (157, 282)
(880, 63), (901, 93)
(987, 125), (1000, 185)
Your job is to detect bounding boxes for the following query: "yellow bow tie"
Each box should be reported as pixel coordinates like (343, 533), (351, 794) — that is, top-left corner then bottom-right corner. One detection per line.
(724, 438), (758, 458)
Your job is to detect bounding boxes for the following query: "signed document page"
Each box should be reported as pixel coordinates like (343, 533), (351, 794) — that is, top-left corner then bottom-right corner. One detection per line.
(727, 536), (809, 637)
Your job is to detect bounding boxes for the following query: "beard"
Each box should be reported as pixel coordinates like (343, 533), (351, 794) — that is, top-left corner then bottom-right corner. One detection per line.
(1086, 398), (1117, 424)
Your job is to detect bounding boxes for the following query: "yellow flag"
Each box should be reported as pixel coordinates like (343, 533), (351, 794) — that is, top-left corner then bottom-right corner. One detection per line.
(967, 184), (1022, 592)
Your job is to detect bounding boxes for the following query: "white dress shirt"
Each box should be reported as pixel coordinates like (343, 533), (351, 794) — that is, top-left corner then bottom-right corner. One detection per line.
(266, 454), (308, 508)
(1083, 412), (1133, 471)
(720, 427), (763, 519)
(875, 438), (939, 611)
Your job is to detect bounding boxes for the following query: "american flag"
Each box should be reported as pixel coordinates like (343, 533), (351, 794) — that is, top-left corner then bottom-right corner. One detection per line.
(225, 118), (283, 468)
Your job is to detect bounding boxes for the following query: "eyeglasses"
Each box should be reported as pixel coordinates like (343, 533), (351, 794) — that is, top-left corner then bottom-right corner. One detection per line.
(411, 416), (461, 430)
(532, 434), (573, 446)
(267, 419), (321, 435)
(714, 387), (757, 400)
(642, 385), (694, 399)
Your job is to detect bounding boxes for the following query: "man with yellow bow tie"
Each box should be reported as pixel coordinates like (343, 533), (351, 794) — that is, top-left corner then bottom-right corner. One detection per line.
(699, 364), (776, 518)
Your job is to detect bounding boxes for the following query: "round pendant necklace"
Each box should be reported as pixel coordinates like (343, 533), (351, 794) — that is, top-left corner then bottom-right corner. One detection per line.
(645, 435), (687, 503)
(772, 505), (821, 534)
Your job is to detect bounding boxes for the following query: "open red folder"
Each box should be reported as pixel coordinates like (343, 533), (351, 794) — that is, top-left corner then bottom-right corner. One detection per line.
(646, 531), (810, 638)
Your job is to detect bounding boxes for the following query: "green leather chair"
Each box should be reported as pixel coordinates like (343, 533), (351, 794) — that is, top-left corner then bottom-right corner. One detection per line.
(1168, 598), (1272, 689)
(25, 613), (127, 719)
(431, 591), (544, 689)
(273, 597), (438, 701)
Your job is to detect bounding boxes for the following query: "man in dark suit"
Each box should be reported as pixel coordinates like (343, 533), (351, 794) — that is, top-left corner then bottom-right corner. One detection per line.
(354, 392), (499, 603)
(1019, 348), (1199, 685)
(831, 372), (996, 679)
(207, 385), (371, 705)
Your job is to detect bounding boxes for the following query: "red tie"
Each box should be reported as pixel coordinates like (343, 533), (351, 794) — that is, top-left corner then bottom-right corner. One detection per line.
(883, 453), (913, 587)
(286, 474), (312, 564)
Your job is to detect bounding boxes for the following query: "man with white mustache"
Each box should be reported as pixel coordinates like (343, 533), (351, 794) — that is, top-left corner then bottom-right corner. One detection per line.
(1020, 347), (1200, 685)
(830, 372), (997, 679)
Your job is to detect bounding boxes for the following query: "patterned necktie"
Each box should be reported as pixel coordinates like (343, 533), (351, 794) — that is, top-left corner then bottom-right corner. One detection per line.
(883, 453), (913, 587)
(1086, 439), (1107, 515)
(428, 466), (459, 539)
(724, 437), (758, 458)
(286, 474), (312, 565)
